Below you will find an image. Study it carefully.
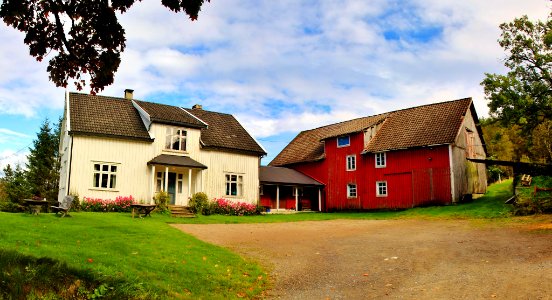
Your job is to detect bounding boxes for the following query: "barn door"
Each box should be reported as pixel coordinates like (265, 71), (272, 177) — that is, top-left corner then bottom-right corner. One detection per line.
(412, 168), (451, 207)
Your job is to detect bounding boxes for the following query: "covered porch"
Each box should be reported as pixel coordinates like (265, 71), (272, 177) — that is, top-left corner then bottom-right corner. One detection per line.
(259, 166), (324, 212)
(147, 154), (207, 206)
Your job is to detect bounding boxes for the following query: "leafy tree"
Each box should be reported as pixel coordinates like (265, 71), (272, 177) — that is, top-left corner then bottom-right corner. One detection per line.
(481, 13), (552, 135)
(26, 119), (60, 202)
(0, 0), (209, 93)
(531, 119), (552, 162)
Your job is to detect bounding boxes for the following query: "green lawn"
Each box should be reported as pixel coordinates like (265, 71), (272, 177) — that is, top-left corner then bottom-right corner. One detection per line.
(0, 180), (515, 299)
(173, 179), (515, 224)
(0, 213), (268, 299)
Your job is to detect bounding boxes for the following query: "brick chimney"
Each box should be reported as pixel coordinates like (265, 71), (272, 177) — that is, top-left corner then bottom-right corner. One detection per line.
(192, 104), (203, 110)
(124, 89), (134, 100)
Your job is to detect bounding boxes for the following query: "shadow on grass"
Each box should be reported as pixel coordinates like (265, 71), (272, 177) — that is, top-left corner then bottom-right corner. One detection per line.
(0, 249), (148, 299)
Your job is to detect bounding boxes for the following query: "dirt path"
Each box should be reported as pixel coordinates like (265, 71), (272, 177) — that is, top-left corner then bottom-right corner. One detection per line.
(173, 219), (552, 299)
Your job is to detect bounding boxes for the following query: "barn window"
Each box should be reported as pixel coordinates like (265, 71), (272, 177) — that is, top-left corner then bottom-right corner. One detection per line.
(375, 152), (386, 168)
(376, 181), (387, 197)
(225, 173), (243, 197)
(337, 136), (350, 147)
(92, 162), (118, 190)
(347, 184), (357, 198)
(165, 127), (187, 151)
(346, 155), (356, 171)
(465, 128), (475, 158)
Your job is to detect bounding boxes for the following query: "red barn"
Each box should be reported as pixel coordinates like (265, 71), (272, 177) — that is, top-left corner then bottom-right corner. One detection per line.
(268, 98), (487, 211)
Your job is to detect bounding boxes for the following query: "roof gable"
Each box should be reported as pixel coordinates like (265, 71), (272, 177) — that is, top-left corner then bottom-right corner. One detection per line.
(184, 108), (266, 156)
(269, 114), (388, 166)
(69, 93), (151, 141)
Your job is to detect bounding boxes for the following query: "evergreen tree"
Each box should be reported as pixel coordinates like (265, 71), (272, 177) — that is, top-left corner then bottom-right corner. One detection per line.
(1, 164), (31, 206)
(26, 119), (60, 202)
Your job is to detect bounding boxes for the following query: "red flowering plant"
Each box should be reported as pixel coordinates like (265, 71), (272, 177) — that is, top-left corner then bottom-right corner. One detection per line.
(81, 195), (135, 212)
(211, 198), (260, 216)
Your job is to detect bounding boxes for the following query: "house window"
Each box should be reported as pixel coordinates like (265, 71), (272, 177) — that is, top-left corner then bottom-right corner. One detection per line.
(177, 174), (183, 193)
(346, 155), (356, 171)
(376, 181), (387, 197)
(225, 174), (243, 197)
(165, 127), (187, 151)
(93, 163), (118, 189)
(347, 184), (357, 198)
(337, 136), (350, 147)
(156, 172), (164, 192)
(375, 152), (386, 168)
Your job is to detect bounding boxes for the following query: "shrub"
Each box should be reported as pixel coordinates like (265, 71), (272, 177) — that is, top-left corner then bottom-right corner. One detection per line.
(210, 198), (259, 216)
(69, 193), (81, 212)
(189, 192), (209, 214)
(81, 196), (135, 212)
(153, 191), (170, 213)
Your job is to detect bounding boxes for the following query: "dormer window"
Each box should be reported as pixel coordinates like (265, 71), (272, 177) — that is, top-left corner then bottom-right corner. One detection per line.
(165, 127), (187, 151)
(337, 136), (350, 148)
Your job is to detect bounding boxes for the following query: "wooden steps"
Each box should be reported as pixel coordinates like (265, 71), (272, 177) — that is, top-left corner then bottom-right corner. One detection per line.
(168, 205), (196, 218)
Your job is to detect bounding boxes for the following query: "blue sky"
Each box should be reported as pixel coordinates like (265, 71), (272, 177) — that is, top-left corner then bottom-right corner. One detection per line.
(0, 0), (550, 169)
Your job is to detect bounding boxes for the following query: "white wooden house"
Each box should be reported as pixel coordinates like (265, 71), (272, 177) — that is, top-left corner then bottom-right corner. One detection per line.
(57, 90), (266, 205)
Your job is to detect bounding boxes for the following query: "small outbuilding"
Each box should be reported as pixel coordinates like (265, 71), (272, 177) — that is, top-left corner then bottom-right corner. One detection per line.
(260, 166), (324, 211)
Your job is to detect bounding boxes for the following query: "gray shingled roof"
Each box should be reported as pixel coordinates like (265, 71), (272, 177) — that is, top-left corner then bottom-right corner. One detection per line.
(184, 108), (267, 156)
(260, 166), (323, 186)
(270, 98), (475, 166)
(69, 93), (152, 141)
(364, 98), (473, 152)
(134, 100), (206, 128)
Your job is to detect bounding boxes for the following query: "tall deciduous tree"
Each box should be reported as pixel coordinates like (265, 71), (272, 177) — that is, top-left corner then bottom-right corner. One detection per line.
(481, 13), (552, 135)
(26, 119), (60, 202)
(0, 0), (208, 93)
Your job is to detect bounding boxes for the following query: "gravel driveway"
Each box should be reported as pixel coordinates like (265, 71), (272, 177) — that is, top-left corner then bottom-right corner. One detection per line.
(173, 219), (552, 299)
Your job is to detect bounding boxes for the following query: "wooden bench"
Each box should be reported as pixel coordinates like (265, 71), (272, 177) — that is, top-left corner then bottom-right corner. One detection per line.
(131, 204), (157, 218)
(521, 174), (532, 186)
(51, 196), (74, 217)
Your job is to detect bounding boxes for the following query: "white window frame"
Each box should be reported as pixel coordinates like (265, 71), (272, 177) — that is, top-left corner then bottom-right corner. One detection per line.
(375, 152), (386, 168)
(92, 162), (118, 190)
(337, 136), (350, 148)
(165, 127), (187, 152)
(346, 154), (356, 171)
(347, 184), (357, 198)
(225, 173), (243, 197)
(156, 172), (164, 192)
(376, 181), (388, 197)
(177, 173), (183, 194)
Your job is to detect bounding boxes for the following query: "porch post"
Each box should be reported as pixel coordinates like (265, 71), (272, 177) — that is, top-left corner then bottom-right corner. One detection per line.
(164, 166), (169, 192)
(318, 188), (322, 212)
(188, 168), (192, 199)
(150, 165), (155, 204)
(295, 186), (299, 211)
(276, 185), (280, 211)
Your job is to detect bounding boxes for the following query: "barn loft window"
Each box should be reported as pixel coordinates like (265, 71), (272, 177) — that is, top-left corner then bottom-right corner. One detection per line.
(225, 173), (243, 197)
(337, 136), (350, 147)
(92, 162), (118, 189)
(347, 184), (357, 198)
(346, 155), (356, 171)
(375, 152), (386, 168)
(165, 127), (187, 151)
(376, 181), (387, 197)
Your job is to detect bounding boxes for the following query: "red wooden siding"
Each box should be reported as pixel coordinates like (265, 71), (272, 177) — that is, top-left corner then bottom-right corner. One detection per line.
(289, 132), (453, 211)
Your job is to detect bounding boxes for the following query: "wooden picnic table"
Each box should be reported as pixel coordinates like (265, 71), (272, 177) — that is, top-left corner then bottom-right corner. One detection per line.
(130, 204), (157, 218)
(23, 199), (49, 215)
